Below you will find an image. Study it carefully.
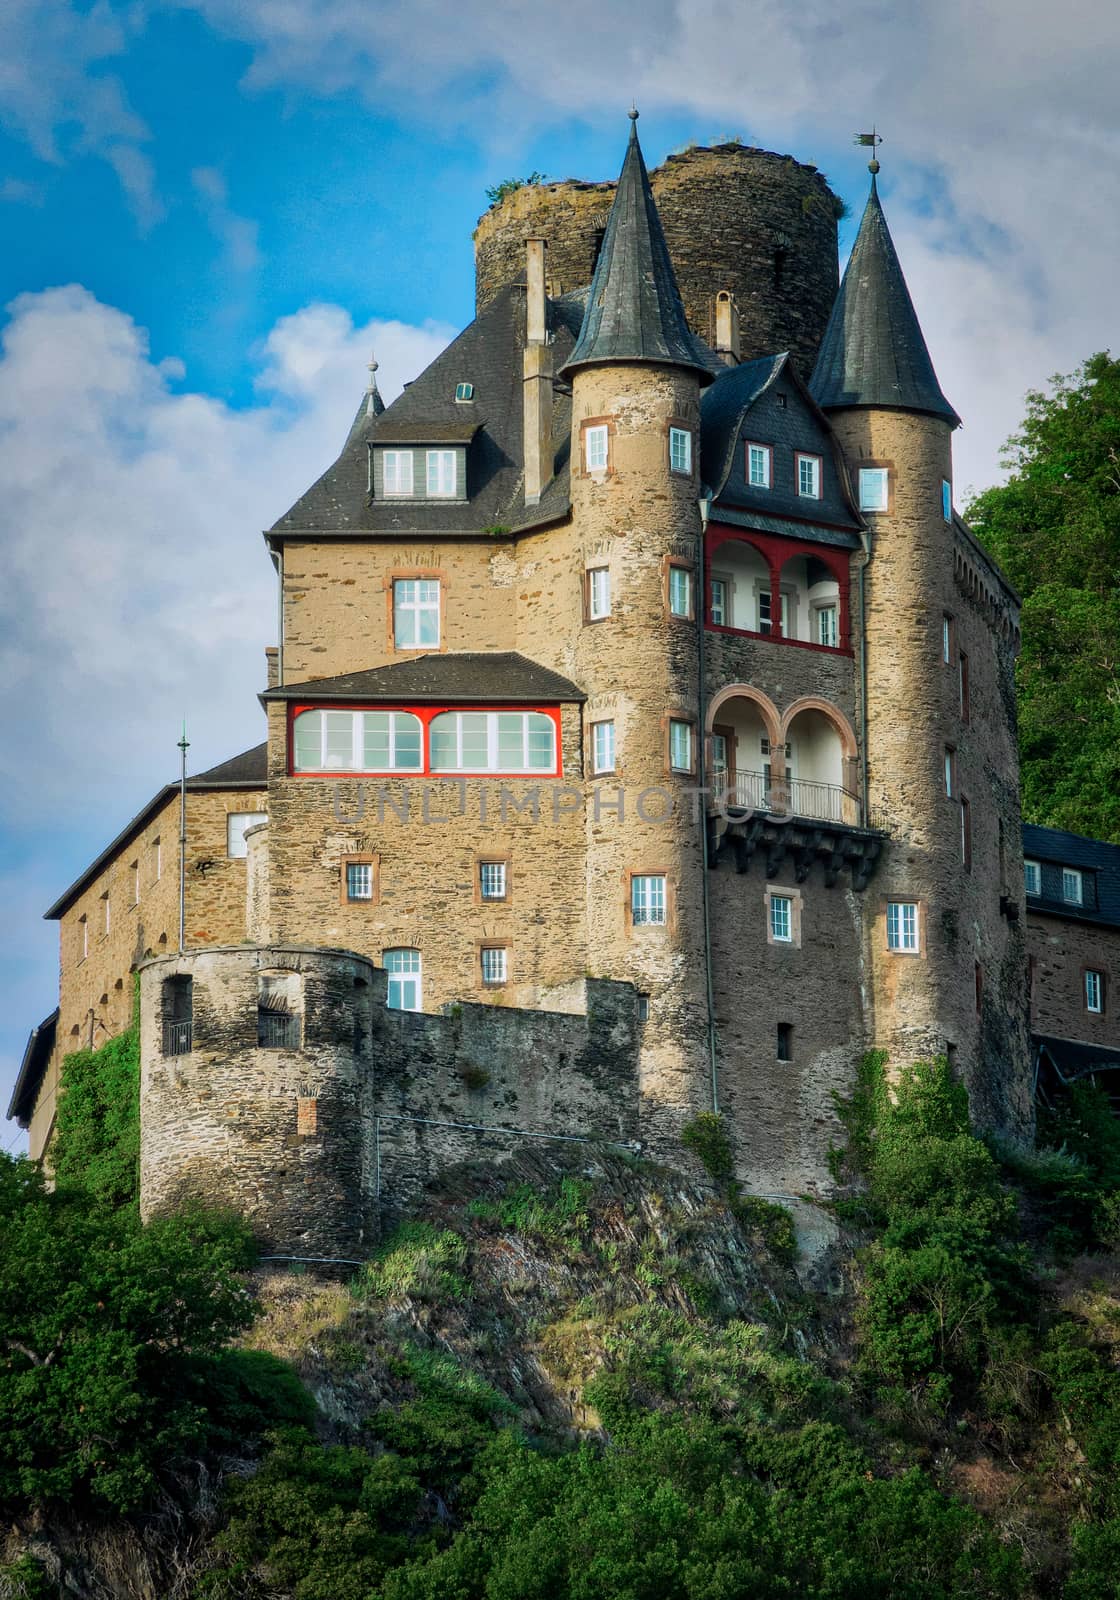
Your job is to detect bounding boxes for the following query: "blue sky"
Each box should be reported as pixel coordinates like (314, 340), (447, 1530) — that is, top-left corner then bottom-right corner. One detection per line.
(2, 0), (1119, 1137)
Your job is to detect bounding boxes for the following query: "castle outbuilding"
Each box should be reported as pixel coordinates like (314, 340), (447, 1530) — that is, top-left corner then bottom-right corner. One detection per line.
(11, 121), (1119, 1251)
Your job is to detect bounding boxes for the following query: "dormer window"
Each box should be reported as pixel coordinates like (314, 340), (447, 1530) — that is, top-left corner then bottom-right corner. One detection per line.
(426, 450), (457, 498)
(454, 382), (474, 402)
(383, 450), (413, 497)
(746, 442), (772, 488)
(796, 452), (822, 499)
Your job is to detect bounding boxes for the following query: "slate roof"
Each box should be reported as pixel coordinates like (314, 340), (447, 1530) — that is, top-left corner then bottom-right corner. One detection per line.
(43, 743), (268, 920)
(810, 176), (960, 426)
(1022, 823), (1120, 929)
(270, 284), (584, 539)
(700, 354), (787, 492)
(7, 1010), (58, 1127)
(263, 653), (585, 705)
(561, 113), (713, 383)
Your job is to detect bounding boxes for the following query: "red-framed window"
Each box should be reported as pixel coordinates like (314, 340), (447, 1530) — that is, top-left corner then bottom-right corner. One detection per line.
(287, 703), (564, 779)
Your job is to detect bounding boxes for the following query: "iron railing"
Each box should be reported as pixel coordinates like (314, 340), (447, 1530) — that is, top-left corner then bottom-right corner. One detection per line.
(162, 1020), (193, 1056)
(257, 1010), (301, 1049)
(712, 768), (863, 827)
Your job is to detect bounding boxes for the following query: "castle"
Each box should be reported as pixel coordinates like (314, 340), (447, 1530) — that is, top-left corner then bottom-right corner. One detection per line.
(10, 119), (1120, 1258)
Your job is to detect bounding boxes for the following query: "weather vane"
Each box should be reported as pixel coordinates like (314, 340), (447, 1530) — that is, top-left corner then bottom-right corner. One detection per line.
(854, 127), (882, 175)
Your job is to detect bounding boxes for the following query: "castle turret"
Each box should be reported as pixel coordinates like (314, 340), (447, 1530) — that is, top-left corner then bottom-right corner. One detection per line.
(811, 167), (1031, 1137)
(558, 113), (714, 1147)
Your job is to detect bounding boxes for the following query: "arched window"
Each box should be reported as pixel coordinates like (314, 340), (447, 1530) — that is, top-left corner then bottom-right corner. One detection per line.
(384, 948), (422, 1011)
(429, 711), (556, 773)
(292, 709), (423, 773)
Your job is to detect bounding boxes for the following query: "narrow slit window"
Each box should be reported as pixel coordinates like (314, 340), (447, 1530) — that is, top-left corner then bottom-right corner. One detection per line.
(776, 1022), (793, 1061)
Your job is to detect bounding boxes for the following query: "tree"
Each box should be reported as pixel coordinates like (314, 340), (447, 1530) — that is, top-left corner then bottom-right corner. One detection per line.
(967, 352), (1120, 843)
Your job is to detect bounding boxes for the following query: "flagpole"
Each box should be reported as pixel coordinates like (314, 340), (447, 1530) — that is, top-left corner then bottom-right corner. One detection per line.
(178, 722), (190, 953)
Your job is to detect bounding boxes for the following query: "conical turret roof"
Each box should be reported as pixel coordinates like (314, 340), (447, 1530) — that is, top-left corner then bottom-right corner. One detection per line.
(560, 112), (712, 383)
(810, 175), (959, 426)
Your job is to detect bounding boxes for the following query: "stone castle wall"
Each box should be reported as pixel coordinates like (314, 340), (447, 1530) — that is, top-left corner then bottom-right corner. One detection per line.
(474, 145), (841, 375)
(1028, 917), (1120, 1049)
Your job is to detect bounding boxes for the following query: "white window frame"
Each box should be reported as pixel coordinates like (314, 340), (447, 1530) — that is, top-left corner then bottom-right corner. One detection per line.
(479, 861), (507, 901)
(942, 479), (952, 522)
(796, 452), (822, 499)
(631, 874), (667, 926)
(1024, 859), (1041, 896)
(668, 565), (692, 618)
(1062, 868), (1083, 905)
(770, 895), (793, 943)
(859, 466), (889, 511)
(428, 710), (556, 774)
(292, 709), (425, 773)
(758, 588), (790, 636)
(384, 948), (422, 1011)
(227, 811), (267, 858)
(346, 861), (374, 901)
(426, 449), (457, 498)
(815, 603), (838, 648)
(746, 442), (771, 489)
(393, 578), (441, 648)
(584, 424), (609, 472)
(669, 426), (692, 475)
(592, 720), (616, 775)
(481, 946), (508, 986)
(383, 450), (414, 497)
(587, 566), (611, 620)
(1085, 970), (1104, 1014)
(669, 719), (693, 773)
(454, 382), (474, 402)
(886, 901), (920, 952)
(710, 576), (728, 626)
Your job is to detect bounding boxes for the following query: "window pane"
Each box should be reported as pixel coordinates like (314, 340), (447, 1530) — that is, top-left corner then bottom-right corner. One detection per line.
(427, 450), (456, 496)
(1086, 971), (1102, 1012)
(859, 467), (888, 511)
(363, 712), (391, 769)
(293, 710), (322, 771)
(1024, 860), (1040, 895)
(710, 579), (727, 625)
(670, 720), (692, 771)
(585, 426), (608, 470)
(393, 713), (423, 769)
(1062, 869), (1083, 904)
(325, 711), (354, 769)
(384, 451), (413, 495)
(748, 444), (770, 488)
(347, 863), (373, 900)
(798, 455), (820, 497)
(480, 862), (506, 899)
(632, 875), (667, 925)
(942, 479), (952, 521)
(429, 713), (458, 769)
(669, 566), (691, 616)
(526, 714), (555, 769)
(459, 712), (489, 768)
(481, 947), (507, 984)
(593, 721), (615, 772)
(771, 896), (792, 941)
(497, 713), (525, 769)
(816, 605), (838, 647)
(670, 428), (691, 473)
(417, 607), (439, 646)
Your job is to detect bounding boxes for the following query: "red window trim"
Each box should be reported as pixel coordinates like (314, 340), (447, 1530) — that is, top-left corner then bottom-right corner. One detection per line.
(286, 702), (564, 779)
(704, 524), (854, 654)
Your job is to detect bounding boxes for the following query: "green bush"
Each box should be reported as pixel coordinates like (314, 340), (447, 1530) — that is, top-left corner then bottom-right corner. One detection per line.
(466, 1177), (591, 1240)
(359, 1221), (469, 1302)
(0, 1555), (57, 1599)
(51, 1025), (140, 1211)
(681, 1112), (736, 1185)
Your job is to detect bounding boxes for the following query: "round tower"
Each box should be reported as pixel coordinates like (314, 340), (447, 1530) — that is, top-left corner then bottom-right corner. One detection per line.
(558, 113), (714, 1150)
(474, 144), (841, 374)
(813, 168), (1031, 1137)
(139, 944), (378, 1259)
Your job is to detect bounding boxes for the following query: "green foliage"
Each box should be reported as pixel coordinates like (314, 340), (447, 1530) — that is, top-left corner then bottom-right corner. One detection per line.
(0, 1154), (261, 1512)
(484, 172), (547, 207)
(730, 1195), (798, 1265)
(1006, 1082), (1120, 1251)
(51, 1025), (140, 1211)
(359, 1221), (469, 1302)
(466, 1177), (591, 1241)
(681, 1111), (735, 1185)
(683, 1113), (798, 1264)
(967, 352), (1120, 841)
(0, 1555), (57, 1599)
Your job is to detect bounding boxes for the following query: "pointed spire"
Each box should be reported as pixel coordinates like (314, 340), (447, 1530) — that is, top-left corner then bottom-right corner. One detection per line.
(810, 171), (959, 426)
(560, 110), (712, 383)
(364, 348), (385, 418)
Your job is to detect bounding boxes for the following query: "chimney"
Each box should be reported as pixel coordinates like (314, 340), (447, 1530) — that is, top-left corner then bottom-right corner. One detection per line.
(714, 290), (740, 364)
(523, 238), (554, 506)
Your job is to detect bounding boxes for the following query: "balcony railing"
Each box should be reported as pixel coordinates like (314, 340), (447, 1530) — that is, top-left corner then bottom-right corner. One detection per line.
(257, 1009), (301, 1049)
(163, 1020), (193, 1056)
(713, 769), (863, 827)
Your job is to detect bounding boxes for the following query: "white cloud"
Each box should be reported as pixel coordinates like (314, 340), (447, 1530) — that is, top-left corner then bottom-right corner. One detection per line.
(178, 0), (1120, 489)
(0, 0), (161, 225)
(191, 166), (260, 275)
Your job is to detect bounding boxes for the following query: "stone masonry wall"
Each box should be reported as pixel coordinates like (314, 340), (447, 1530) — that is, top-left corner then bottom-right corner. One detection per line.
(474, 145), (841, 375)
(1028, 915), (1120, 1049)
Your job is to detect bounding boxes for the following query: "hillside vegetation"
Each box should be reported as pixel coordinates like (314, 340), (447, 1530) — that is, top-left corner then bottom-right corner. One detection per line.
(3, 1044), (1120, 1598)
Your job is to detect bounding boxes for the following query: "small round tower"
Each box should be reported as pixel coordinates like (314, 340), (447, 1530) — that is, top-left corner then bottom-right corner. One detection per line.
(474, 143), (842, 374)
(139, 944), (378, 1259)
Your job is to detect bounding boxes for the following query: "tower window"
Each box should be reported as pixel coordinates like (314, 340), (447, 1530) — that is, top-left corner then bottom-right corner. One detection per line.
(886, 901), (920, 952)
(454, 382), (474, 402)
(385, 948), (422, 1011)
(944, 748), (956, 799)
(961, 796), (972, 872)
(776, 1022), (793, 1061)
(383, 450), (414, 497)
(481, 946), (508, 986)
(942, 479), (952, 522)
(1024, 859), (1041, 896)
(669, 719), (693, 773)
(258, 972), (301, 1049)
(631, 874), (667, 926)
(668, 564), (693, 618)
(162, 975), (193, 1056)
(1085, 970), (1105, 1014)
(746, 441), (772, 488)
(587, 566), (611, 620)
(859, 466), (889, 511)
(591, 720), (616, 775)
(795, 453), (822, 498)
(393, 578), (441, 648)
(584, 424), (609, 472)
(669, 427), (692, 475)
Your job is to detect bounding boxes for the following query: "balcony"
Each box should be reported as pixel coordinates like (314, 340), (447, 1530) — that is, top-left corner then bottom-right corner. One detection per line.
(162, 1020), (193, 1056)
(708, 766), (885, 890)
(714, 769), (863, 827)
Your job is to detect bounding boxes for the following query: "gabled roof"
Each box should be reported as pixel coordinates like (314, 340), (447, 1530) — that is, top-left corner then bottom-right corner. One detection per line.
(1022, 823), (1120, 929)
(43, 743), (268, 920)
(560, 113), (713, 383)
(700, 354), (787, 493)
(263, 653), (585, 705)
(270, 284), (583, 540)
(7, 1010), (58, 1127)
(810, 175), (960, 427)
